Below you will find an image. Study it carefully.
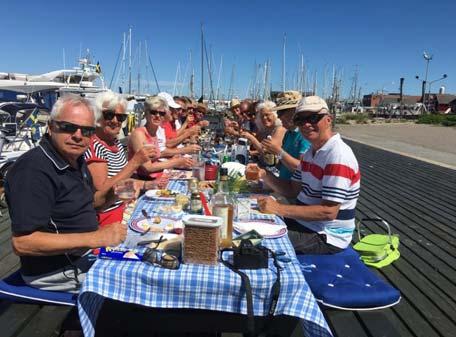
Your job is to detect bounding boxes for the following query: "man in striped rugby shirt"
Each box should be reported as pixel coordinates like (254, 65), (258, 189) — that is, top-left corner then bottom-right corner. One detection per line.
(258, 96), (360, 254)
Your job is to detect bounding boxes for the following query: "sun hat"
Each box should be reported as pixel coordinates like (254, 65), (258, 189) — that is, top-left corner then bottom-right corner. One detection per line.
(274, 91), (302, 111)
(196, 102), (208, 113)
(158, 92), (181, 109)
(295, 96), (329, 114)
(230, 98), (241, 109)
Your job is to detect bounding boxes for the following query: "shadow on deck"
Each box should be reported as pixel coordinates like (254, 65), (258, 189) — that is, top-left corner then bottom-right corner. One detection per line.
(0, 139), (455, 336)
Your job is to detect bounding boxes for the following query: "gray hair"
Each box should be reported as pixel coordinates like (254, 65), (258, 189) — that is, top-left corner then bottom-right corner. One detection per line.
(50, 94), (96, 126)
(94, 91), (127, 124)
(144, 95), (168, 113)
(255, 100), (281, 132)
(255, 100), (277, 114)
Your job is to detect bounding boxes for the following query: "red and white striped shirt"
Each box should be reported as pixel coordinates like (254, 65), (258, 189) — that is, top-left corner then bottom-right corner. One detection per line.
(291, 133), (360, 248)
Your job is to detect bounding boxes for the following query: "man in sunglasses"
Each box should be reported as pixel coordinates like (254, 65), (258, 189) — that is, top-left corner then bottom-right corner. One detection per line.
(5, 95), (127, 292)
(258, 96), (360, 254)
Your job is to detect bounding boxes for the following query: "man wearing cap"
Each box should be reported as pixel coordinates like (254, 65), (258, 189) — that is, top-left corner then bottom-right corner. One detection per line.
(261, 91), (310, 180)
(258, 96), (360, 254)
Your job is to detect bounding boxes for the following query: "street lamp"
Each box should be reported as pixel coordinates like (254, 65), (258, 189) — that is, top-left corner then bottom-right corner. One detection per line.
(427, 74), (448, 112)
(416, 51), (433, 109)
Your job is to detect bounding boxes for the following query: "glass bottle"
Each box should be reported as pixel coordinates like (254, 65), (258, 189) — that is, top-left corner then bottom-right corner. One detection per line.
(263, 135), (277, 167)
(211, 168), (234, 248)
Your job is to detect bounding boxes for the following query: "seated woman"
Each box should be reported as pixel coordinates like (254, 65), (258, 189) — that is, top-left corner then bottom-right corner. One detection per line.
(241, 101), (286, 158)
(128, 96), (194, 180)
(85, 92), (158, 227)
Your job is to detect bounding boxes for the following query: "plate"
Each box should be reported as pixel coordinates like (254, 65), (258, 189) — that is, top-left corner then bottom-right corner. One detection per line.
(129, 216), (181, 234)
(233, 221), (287, 239)
(145, 189), (176, 201)
(163, 170), (193, 180)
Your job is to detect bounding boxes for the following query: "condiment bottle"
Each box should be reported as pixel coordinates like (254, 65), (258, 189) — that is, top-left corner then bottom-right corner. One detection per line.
(211, 168), (234, 248)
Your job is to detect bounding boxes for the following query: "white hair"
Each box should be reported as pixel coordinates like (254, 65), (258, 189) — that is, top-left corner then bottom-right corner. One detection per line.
(255, 100), (281, 133)
(255, 100), (277, 114)
(94, 91), (127, 124)
(50, 94), (96, 126)
(144, 95), (168, 113)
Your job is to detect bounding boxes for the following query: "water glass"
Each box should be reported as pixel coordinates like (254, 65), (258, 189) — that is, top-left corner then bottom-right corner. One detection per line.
(236, 198), (251, 222)
(192, 161), (205, 181)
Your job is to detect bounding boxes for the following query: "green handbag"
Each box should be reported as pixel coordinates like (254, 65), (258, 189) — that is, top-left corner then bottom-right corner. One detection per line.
(353, 217), (400, 268)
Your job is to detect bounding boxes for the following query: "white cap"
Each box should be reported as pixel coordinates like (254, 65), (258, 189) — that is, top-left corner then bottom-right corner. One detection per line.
(295, 96), (328, 113)
(157, 92), (181, 109)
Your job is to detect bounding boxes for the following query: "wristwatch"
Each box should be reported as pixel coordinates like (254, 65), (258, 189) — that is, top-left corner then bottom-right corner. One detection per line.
(277, 149), (285, 160)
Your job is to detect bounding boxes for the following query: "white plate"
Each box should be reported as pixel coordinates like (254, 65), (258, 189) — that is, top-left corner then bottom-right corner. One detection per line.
(129, 216), (181, 234)
(145, 189), (176, 200)
(233, 221), (287, 239)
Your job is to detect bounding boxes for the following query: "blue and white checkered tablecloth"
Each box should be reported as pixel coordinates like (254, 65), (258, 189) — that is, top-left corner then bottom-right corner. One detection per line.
(78, 181), (332, 337)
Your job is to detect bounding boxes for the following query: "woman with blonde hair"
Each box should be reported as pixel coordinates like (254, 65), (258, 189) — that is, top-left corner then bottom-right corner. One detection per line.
(128, 96), (194, 180)
(85, 91), (157, 227)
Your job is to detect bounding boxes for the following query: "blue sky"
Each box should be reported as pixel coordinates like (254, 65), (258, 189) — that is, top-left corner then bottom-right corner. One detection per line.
(2, 0), (456, 98)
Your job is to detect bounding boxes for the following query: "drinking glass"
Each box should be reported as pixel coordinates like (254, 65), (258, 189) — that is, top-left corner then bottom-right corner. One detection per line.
(192, 161), (205, 181)
(115, 180), (136, 203)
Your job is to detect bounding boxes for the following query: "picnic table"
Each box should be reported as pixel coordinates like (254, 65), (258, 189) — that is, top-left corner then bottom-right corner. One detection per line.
(77, 180), (332, 337)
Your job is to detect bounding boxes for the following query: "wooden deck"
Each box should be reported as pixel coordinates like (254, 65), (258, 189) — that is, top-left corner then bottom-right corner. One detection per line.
(0, 139), (455, 337)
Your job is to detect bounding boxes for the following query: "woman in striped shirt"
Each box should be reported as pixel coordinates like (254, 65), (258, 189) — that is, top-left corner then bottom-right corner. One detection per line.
(85, 92), (158, 227)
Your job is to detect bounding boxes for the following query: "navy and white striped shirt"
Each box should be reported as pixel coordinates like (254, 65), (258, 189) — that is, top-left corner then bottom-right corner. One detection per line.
(85, 136), (128, 212)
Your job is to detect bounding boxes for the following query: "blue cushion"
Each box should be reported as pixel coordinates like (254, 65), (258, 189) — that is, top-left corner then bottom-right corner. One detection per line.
(0, 270), (77, 306)
(297, 248), (401, 310)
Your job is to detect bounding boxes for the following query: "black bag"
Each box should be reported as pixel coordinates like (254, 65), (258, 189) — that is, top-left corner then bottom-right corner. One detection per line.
(220, 240), (282, 337)
(233, 239), (269, 269)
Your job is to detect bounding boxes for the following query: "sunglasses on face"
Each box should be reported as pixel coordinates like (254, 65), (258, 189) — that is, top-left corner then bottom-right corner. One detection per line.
(148, 110), (167, 117)
(52, 120), (96, 137)
(293, 113), (328, 126)
(102, 110), (128, 122)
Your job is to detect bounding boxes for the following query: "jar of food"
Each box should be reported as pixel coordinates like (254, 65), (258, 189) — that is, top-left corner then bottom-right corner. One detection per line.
(190, 192), (202, 214)
(188, 178), (198, 194)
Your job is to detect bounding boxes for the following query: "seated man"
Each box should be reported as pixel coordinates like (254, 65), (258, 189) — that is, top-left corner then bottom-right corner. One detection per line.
(5, 95), (127, 292)
(258, 96), (360, 254)
(261, 91), (310, 180)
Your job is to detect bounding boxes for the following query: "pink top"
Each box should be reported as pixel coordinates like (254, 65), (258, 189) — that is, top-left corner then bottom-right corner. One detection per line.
(128, 127), (162, 179)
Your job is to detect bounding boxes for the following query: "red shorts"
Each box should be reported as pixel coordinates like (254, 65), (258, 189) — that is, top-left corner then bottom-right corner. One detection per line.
(97, 204), (125, 227)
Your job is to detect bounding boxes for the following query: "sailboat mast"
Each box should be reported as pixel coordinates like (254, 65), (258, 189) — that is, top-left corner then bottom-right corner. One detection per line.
(282, 33), (286, 91)
(228, 64), (235, 100)
(128, 26), (132, 94)
(137, 41), (141, 94)
(189, 50), (194, 98)
(200, 24), (204, 100)
(173, 62), (180, 96)
(215, 55), (223, 101)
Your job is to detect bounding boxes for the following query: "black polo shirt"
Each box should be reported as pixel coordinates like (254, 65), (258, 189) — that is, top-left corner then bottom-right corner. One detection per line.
(5, 134), (99, 276)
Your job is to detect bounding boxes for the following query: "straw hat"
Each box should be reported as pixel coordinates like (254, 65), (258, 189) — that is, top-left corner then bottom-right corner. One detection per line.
(230, 98), (241, 109)
(274, 91), (302, 111)
(196, 102), (208, 113)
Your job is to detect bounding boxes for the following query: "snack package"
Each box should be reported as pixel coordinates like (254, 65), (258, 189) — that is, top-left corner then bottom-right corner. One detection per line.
(99, 246), (144, 261)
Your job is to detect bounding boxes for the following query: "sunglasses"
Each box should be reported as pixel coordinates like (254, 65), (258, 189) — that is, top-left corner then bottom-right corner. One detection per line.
(148, 110), (167, 117)
(102, 110), (128, 122)
(52, 120), (96, 137)
(293, 113), (328, 126)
